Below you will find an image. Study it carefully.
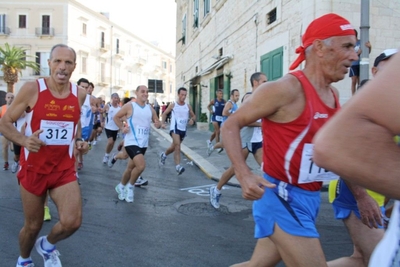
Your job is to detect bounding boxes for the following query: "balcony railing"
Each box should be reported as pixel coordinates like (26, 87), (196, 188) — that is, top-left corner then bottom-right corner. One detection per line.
(113, 80), (125, 88)
(0, 27), (11, 35)
(99, 42), (110, 52)
(97, 76), (110, 86)
(35, 27), (55, 37)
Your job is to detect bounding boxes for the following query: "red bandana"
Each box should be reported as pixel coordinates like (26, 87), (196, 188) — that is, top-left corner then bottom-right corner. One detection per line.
(289, 13), (355, 70)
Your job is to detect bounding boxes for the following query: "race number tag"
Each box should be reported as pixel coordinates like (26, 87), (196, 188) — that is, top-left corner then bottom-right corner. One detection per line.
(298, 143), (339, 184)
(40, 120), (74, 145)
(136, 126), (150, 147)
(215, 115), (223, 122)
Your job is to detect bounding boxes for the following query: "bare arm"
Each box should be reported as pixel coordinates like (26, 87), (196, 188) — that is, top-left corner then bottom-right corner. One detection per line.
(188, 104), (196, 126)
(113, 103), (132, 133)
(161, 102), (174, 124)
(207, 99), (215, 113)
(222, 101), (233, 117)
(150, 105), (161, 128)
(313, 52), (400, 199)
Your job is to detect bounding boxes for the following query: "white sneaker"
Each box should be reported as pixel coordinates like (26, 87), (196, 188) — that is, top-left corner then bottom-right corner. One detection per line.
(159, 152), (167, 165)
(134, 176), (148, 186)
(115, 184), (125, 201)
(206, 140), (212, 148)
(16, 260), (35, 267)
(176, 166), (185, 175)
(207, 145), (214, 157)
(92, 140), (97, 146)
(11, 161), (19, 173)
(35, 236), (62, 267)
(125, 186), (134, 203)
(209, 186), (222, 209)
(108, 153), (117, 168)
(102, 155), (109, 164)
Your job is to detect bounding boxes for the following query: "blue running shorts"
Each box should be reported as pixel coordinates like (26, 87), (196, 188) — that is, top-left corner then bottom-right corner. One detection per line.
(253, 173), (321, 238)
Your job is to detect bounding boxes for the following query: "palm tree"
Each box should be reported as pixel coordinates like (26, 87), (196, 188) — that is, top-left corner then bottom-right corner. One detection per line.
(0, 43), (40, 93)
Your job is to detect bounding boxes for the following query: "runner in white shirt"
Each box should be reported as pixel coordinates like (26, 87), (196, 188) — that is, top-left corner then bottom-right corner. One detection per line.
(113, 85), (160, 203)
(159, 87), (196, 175)
(102, 93), (121, 164)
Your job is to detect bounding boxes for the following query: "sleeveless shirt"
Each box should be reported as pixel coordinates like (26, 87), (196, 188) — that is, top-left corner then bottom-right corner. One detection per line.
(262, 71), (340, 191)
(20, 78), (80, 174)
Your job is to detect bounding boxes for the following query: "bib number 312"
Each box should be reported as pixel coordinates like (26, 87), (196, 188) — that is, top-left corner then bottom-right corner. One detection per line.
(40, 120), (74, 145)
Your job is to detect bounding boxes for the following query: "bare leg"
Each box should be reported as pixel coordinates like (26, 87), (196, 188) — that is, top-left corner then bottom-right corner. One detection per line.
(105, 137), (115, 154)
(216, 148), (249, 191)
(47, 181), (82, 244)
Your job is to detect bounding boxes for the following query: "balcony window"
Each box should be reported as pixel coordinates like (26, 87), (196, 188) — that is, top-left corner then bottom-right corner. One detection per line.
(193, 0), (199, 28)
(42, 15), (50, 35)
(35, 52), (50, 76)
(82, 23), (87, 35)
(19, 15), (26, 28)
(203, 0), (210, 17)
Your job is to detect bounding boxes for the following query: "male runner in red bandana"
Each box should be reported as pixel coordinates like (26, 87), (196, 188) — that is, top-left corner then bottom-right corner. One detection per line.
(223, 13), (357, 267)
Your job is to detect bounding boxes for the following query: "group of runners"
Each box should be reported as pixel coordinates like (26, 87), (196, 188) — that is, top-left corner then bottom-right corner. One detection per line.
(0, 12), (399, 267)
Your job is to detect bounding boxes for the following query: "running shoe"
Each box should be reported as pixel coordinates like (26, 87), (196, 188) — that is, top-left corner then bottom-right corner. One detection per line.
(35, 236), (62, 267)
(176, 166), (185, 175)
(209, 186), (221, 209)
(159, 152), (167, 165)
(217, 148), (224, 154)
(207, 145), (214, 156)
(125, 186), (134, 203)
(77, 162), (83, 170)
(44, 206), (51, 221)
(11, 161), (19, 173)
(92, 140), (97, 146)
(16, 260), (35, 267)
(115, 184), (126, 201)
(3, 162), (9, 171)
(134, 176), (148, 187)
(117, 143), (123, 151)
(206, 140), (212, 149)
(102, 155), (109, 164)
(108, 153), (117, 168)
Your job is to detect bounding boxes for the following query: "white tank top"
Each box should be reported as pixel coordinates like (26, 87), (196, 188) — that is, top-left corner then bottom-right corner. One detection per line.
(105, 104), (121, 131)
(80, 95), (93, 128)
(124, 102), (152, 148)
(170, 101), (189, 132)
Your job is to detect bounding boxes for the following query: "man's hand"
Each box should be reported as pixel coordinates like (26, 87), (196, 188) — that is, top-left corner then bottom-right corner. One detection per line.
(161, 122), (167, 129)
(356, 194), (383, 228)
(76, 140), (89, 154)
(237, 172), (276, 200)
(23, 129), (46, 152)
(188, 118), (194, 126)
(154, 120), (161, 129)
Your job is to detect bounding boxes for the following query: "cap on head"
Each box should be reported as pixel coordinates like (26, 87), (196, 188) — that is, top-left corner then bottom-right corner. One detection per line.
(373, 49), (398, 67)
(289, 13), (354, 70)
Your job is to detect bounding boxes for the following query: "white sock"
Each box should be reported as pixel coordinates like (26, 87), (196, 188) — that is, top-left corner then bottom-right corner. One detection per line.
(18, 256), (32, 263)
(176, 164), (181, 171)
(105, 153), (109, 157)
(41, 236), (55, 251)
(118, 183), (125, 190)
(215, 187), (221, 194)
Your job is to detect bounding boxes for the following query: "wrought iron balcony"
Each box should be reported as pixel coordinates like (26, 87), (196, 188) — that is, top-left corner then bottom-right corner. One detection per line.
(35, 27), (54, 37)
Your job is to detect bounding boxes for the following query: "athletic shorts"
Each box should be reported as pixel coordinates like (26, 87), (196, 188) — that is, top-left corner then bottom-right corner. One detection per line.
(93, 121), (101, 130)
(125, 145), (147, 159)
(170, 129), (186, 141)
(331, 179), (385, 228)
(349, 64), (360, 77)
(17, 166), (77, 196)
(242, 141), (262, 154)
(211, 115), (222, 127)
(253, 173), (321, 239)
(13, 143), (21, 156)
(82, 126), (93, 141)
(105, 128), (119, 141)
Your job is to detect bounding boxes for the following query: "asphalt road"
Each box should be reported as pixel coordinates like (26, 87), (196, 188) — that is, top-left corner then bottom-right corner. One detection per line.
(0, 131), (353, 266)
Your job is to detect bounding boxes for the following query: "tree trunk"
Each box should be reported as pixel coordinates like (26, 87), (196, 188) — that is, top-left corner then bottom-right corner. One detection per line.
(7, 82), (14, 93)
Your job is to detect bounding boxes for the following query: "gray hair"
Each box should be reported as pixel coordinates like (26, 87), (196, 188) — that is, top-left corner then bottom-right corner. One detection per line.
(50, 44), (77, 62)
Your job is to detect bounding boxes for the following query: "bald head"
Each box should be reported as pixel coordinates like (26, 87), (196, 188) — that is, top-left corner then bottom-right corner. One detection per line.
(5, 93), (14, 105)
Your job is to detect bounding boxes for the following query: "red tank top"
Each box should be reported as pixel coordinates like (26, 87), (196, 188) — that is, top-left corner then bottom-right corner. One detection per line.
(262, 71), (340, 191)
(20, 78), (81, 174)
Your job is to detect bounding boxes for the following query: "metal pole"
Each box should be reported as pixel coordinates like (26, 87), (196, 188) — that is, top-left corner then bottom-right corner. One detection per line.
(109, 25), (113, 97)
(359, 0), (370, 88)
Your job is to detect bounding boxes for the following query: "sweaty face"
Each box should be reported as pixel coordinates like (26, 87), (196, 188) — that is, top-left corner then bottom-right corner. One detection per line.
(48, 47), (76, 84)
(79, 82), (89, 92)
(112, 95), (120, 105)
(321, 35), (358, 82)
(216, 91), (223, 99)
(136, 86), (149, 102)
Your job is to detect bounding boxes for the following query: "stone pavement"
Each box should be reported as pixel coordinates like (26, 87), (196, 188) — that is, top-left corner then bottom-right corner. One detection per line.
(151, 123), (262, 187)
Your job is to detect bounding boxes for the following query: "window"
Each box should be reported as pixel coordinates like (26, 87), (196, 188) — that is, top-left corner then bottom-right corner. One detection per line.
(100, 31), (105, 48)
(169, 83), (172, 94)
(19, 15), (26, 28)
(42, 15), (50, 35)
(82, 23), (86, 35)
(260, 46), (283, 81)
(193, 0), (199, 28)
(162, 61), (167, 69)
(81, 56), (87, 74)
(203, 0), (210, 17)
(127, 71), (132, 84)
(35, 52), (50, 76)
(148, 79), (163, 93)
(0, 14), (6, 33)
(116, 38), (119, 54)
(267, 8), (277, 25)
(170, 64), (172, 73)
(179, 15), (186, 45)
(100, 62), (106, 82)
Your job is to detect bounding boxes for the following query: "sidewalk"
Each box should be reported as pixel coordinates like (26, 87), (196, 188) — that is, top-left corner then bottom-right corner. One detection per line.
(151, 124), (262, 187)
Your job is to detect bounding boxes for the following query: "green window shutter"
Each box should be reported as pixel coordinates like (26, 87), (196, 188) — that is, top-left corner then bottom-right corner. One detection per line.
(260, 46), (283, 81)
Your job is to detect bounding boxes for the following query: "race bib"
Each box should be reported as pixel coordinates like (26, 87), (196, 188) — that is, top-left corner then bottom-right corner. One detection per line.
(40, 120), (74, 145)
(135, 126), (150, 146)
(298, 143), (339, 184)
(177, 118), (188, 131)
(215, 115), (223, 122)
